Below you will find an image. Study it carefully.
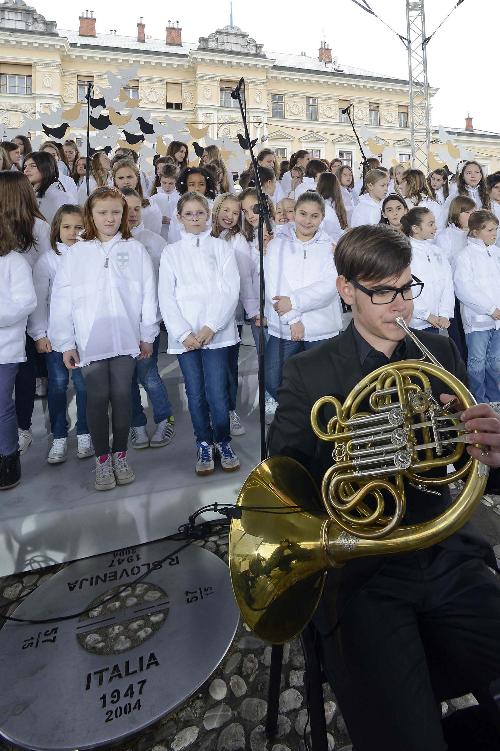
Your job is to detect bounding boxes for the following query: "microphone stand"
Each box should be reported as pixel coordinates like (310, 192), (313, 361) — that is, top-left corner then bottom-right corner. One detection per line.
(231, 78), (272, 462)
(84, 81), (94, 197)
(342, 104), (369, 184)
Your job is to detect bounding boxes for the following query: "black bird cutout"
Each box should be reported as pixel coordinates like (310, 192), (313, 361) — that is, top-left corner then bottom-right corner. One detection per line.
(137, 117), (155, 135)
(192, 141), (204, 158)
(90, 114), (112, 130)
(122, 130), (145, 145)
(90, 96), (107, 109)
(42, 122), (69, 139)
(237, 133), (258, 151)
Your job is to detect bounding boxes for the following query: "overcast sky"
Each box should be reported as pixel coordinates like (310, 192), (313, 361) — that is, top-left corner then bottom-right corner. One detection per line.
(32, 0), (498, 134)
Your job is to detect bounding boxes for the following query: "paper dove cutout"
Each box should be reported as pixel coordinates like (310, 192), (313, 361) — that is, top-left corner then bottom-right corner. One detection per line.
(137, 116), (156, 135)
(155, 135), (169, 156)
(117, 139), (142, 153)
(42, 123), (70, 140)
(428, 151), (446, 171)
(108, 107), (132, 127)
(62, 102), (84, 121)
(187, 123), (210, 140)
(118, 89), (139, 108)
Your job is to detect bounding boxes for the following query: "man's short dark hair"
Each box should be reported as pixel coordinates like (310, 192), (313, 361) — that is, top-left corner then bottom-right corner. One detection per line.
(335, 225), (412, 283)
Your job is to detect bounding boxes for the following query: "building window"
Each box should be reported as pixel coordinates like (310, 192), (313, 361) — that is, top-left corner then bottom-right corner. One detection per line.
(77, 76), (94, 102)
(166, 82), (182, 110)
(339, 150), (353, 168)
(310, 149), (322, 159)
(339, 101), (351, 123)
(399, 153), (411, 164)
(271, 94), (284, 119)
(220, 84), (239, 109)
(275, 147), (288, 159)
(124, 80), (139, 100)
(0, 73), (32, 95)
(306, 96), (318, 121)
(398, 106), (409, 129)
(369, 104), (380, 127)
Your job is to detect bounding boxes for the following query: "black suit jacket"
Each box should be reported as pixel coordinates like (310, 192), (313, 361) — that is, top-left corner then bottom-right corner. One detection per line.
(268, 322), (494, 632)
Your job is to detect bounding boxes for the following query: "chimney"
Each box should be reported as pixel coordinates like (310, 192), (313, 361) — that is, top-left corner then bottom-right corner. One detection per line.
(79, 10), (96, 37)
(465, 114), (473, 131)
(137, 17), (145, 43)
(166, 20), (182, 46)
(319, 40), (332, 64)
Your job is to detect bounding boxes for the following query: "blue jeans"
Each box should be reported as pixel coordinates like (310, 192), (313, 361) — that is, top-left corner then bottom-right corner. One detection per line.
(45, 350), (88, 438)
(177, 347), (231, 445)
(0, 363), (19, 455)
(265, 335), (328, 401)
(227, 325), (243, 412)
(465, 329), (500, 403)
(131, 336), (173, 427)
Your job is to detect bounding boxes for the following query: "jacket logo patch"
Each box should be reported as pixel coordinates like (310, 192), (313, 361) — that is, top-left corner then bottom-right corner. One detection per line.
(116, 251), (129, 270)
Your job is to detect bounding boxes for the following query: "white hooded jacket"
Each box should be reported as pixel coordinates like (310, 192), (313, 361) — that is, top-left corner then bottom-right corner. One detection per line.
(264, 227), (342, 341)
(15, 218), (51, 269)
(454, 238), (500, 334)
(158, 228), (240, 354)
(28, 242), (72, 342)
(0, 252), (37, 364)
(350, 193), (382, 227)
(435, 225), (468, 270)
(48, 233), (159, 366)
(409, 238), (454, 329)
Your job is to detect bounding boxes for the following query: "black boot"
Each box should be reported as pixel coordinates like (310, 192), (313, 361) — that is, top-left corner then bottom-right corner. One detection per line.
(0, 450), (21, 490)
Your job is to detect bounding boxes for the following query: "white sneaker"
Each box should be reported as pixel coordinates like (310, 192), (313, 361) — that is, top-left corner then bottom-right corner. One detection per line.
(112, 451), (135, 485)
(129, 425), (149, 449)
(18, 429), (32, 455)
(47, 437), (68, 464)
(150, 417), (175, 447)
(229, 410), (246, 436)
(196, 442), (215, 476)
(35, 377), (48, 398)
(77, 433), (94, 459)
(265, 396), (278, 426)
(95, 455), (116, 491)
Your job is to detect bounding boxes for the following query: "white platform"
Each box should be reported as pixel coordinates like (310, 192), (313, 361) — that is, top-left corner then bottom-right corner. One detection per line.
(0, 328), (262, 577)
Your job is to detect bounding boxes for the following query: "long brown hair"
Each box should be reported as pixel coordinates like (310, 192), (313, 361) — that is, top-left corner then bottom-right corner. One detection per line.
(91, 152), (109, 187)
(166, 141), (189, 171)
(0, 172), (45, 254)
(41, 140), (69, 169)
(427, 168), (449, 201)
(238, 187), (275, 241)
(446, 195), (475, 228)
(82, 187), (131, 241)
(257, 148), (279, 179)
(457, 161), (490, 209)
(402, 169), (431, 205)
(50, 204), (84, 254)
(316, 173), (348, 229)
(112, 159), (150, 208)
(468, 209), (499, 237)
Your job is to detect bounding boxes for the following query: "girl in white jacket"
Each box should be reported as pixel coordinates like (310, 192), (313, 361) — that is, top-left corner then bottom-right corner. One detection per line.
(49, 187), (159, 491)
(454, 209), (500, 402)
(338, 165), (358, 225)
(399, 169), (443, 228)
(380, 193), (408, 233)
(122, 189), (175, 450)
(427, 168), (449, 207)
(211, 193), (255, 438)
(28, 204), (93, 465)
(316, 172), (349, 244)
(487, 173), (500, 247)
(1, 171), (51, 454)
(442, 162), (490, 226)
(23, 151), (73, 224)
(158, 192), (240, 477)
(264, 192), (342, 401)
(0, 240), (36, 490)
(400, 207), (454, 333)
(149, 164), (179, 242)
(350, 169), (389, 227)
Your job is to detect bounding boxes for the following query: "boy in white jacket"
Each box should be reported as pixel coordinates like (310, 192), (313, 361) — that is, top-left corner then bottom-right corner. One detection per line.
(49, 187), (159, 491)
(158, 192), (241, 476)
(264, 192), (342, 401)
(350, 169), (389, 227)
(0, 247), (36, 489)
(400, 207), (454, 333)
(454, 209), (500, 402)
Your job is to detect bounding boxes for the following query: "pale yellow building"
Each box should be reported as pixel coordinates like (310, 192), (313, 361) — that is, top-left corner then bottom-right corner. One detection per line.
(1, 0), (499, 174)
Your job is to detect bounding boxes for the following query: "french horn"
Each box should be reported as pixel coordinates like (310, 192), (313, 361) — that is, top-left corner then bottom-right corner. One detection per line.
(229, 318), (489, 644)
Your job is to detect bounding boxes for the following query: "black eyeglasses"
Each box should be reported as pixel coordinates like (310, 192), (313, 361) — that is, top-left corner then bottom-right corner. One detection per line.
(350, 275), (424, 305)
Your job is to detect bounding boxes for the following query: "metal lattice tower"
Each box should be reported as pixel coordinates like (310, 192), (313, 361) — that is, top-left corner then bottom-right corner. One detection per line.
(406, 0), (431, 171)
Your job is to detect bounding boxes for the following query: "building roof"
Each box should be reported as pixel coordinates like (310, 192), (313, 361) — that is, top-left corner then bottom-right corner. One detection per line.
(60, 28), (192, 57)
(270, 49), (408, 84)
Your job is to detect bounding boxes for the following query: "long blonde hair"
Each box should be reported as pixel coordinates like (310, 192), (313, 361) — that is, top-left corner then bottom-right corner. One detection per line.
(211, 193), (241, 239)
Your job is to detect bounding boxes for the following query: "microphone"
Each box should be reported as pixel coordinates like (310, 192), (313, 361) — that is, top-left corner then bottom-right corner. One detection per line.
(341, 104), (353, 115)
(231, 78), (245, 100)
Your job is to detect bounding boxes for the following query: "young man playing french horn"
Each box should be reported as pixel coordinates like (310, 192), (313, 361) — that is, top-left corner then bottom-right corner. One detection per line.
(269, 224), (500, 751)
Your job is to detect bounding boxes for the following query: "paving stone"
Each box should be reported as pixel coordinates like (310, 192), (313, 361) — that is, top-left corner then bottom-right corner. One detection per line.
(171, 726), (199, 750)
(278, 688), (303, 713)
(271, 745), (291, 751)
(203, 703), (233, 731)
(327, 732), (336, 750)
(209, 678), (228, 701)
(295, 708), (309, 736)
(324, 700), (337, 725)
(289, 670), (304, 688)
(249, 725), (269, 751)
(229, 675), (247, 698)
(242, 653), (259, 680)
(224, 652), (242, 675)
(449, 694), (478, 710)
(275, 714), (291, 738)
(237, 635), (265, 650)
(217, 722), (246, 751)
(239, 697), (268, 723)
(1, 582), (22, 599)
(262, 646), (272, 667)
